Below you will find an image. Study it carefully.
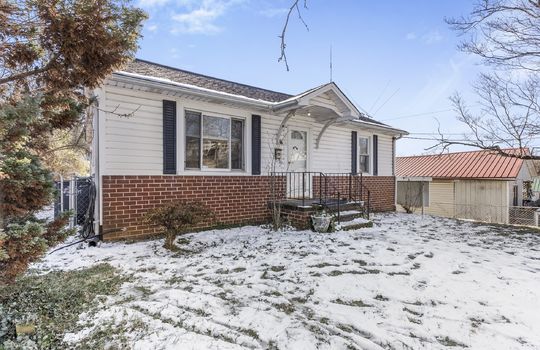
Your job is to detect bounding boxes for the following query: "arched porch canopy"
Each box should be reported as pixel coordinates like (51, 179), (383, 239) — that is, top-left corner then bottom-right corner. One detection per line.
(271, 82), (362, 148)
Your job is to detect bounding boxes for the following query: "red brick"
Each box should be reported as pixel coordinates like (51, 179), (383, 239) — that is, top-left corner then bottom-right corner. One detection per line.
(101, 175), (395, 241)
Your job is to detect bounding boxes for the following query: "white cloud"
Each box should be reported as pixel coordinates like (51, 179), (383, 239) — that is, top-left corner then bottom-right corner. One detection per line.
(405, 30), (444, 44)
(405, 32), (417, 40)
(138, 0), (170, 7)
(146, 24), (158, 32)
(169, 47), (181, 59)
(259, 7), (288, 18)
(170, 0), (242, 35)
(423, 30), (443, 45)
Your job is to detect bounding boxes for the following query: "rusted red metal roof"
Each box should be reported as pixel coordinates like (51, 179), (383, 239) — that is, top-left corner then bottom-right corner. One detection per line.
(396, 149), (527, 179)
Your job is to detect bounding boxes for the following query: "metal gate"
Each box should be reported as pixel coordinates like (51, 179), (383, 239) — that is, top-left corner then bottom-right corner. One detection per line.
(54, 176), (94, 228)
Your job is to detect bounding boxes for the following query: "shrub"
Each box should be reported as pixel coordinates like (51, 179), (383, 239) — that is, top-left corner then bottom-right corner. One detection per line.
(144, 201), (214, 250)
(0, 212), (73, 284)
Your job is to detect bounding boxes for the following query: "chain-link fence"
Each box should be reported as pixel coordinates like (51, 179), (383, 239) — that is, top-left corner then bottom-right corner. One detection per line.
(54, 176), (94, 228)
(509, 206), (539, 226)
(398, 201), (540, 227)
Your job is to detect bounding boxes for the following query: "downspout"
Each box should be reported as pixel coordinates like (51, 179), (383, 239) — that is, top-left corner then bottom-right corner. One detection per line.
(393, 134), (404, 210)
(92, 90), (102, 240)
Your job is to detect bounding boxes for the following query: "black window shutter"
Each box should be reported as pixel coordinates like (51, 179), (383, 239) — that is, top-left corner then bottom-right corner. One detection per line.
(251, 115), (261, 175)
(373, 134), (379, 176)
(351, 131), (357, 175)
(163, 100), (177, 174)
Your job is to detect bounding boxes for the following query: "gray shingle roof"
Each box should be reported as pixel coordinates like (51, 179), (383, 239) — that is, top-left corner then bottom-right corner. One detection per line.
(123, 59), (292, 103)
(121, 59), (389, 127)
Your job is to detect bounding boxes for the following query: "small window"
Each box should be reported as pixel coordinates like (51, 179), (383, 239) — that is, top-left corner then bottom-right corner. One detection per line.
(359, 137), (370, 173)
(291, 130), (304, 140)
(184, 110), (244, 171)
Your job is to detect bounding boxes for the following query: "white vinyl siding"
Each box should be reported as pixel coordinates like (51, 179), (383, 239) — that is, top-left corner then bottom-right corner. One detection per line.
(425, 181), (456, 218)
(99, 84), (396, 176)
(260, 114), (394, 176)
(455, 180), (510, 224)
(102, 86), (163, 174)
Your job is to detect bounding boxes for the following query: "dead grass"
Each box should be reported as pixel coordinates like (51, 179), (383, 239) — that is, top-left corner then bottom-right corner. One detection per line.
(0, 264), (126, 349)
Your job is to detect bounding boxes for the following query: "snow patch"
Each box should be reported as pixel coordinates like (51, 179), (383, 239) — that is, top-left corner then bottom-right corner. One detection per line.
(32, 214), (540, 349)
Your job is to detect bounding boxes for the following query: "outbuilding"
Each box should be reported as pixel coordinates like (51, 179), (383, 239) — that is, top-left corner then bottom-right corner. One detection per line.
(396, 149), (538, 225)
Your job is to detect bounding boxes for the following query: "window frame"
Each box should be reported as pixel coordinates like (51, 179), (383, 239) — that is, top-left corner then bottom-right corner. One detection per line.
(358, 136), (370, 174)
(183, 109), (246, 173)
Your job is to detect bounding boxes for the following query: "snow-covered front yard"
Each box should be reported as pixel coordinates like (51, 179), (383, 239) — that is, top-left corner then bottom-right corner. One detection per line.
(32, 213), (540, 349)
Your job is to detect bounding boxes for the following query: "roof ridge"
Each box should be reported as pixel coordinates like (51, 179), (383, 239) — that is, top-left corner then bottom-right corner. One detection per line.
(134, 58), (293, 98)
(397, 147), (526, 158)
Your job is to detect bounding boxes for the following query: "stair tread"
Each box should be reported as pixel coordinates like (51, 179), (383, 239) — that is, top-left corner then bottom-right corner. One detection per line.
(339, 217), (371, 227)
(336, 210), (362, 216)
(336, 217), (373, 231)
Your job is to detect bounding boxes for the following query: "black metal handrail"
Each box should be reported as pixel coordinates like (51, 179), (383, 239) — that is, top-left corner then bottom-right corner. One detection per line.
(270, 171), (372, 220)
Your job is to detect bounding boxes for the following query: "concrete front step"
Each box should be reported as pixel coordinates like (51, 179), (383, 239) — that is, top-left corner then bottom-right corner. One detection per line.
(327, 203), (365, 213)
(336, 217), (373, 230)
(333, 210), (363, 222)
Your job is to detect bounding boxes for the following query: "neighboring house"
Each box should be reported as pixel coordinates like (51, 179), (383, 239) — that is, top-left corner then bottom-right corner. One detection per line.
(89, 59), (407, 240)
(396, 149), (538, 225)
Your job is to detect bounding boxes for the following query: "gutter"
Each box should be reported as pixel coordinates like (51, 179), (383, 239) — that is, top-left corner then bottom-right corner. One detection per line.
(111, 71), (407, 135)
(112, 72), (274, 110)
(348, 119), (408, 136)
(271, 99), (299, 113)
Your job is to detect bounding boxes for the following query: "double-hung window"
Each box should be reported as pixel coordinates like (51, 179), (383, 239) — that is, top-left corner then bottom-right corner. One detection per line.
(358, 136), (370, 173)
(185, 110), (244, 171)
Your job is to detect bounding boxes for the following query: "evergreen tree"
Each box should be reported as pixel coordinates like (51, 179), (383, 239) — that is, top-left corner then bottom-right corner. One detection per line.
(0, 0), (147, 283)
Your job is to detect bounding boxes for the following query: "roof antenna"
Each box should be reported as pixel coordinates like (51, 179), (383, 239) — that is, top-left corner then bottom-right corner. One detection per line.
(329, 45), (333, 82)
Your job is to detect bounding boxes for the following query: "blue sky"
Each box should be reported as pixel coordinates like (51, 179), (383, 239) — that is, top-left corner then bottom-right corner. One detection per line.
(136, 0), (484, 156)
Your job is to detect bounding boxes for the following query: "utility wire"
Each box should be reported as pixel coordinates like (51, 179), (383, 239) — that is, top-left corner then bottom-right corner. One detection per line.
(379, 108), (455, 121)
(369, 80), (391, 113)
(372, 87), (400, 115)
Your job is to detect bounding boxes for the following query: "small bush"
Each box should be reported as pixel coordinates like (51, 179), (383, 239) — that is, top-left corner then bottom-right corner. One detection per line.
(144, 201), (214, 250)
(0, 212), (73, 284)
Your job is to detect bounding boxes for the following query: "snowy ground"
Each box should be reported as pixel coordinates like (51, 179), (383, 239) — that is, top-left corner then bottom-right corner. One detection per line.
(33, 213), (540, 349)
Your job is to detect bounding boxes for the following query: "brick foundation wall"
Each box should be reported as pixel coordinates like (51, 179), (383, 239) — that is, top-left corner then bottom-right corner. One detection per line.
(361, 176), (396, 212)
(101, 175), (275, 240)
(312, 175), (396, 212)
(101, 175), (395, 240)
(281, 207), (314, 230)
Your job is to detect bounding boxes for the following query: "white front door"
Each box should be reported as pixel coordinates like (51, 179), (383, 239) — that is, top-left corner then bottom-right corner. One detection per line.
(288, 129), (310, 198)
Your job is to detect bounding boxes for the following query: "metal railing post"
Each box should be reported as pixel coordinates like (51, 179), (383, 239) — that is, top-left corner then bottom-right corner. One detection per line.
(360, 173), (363, 200)
(325, 176), (328, 204)
(302, 172), (305, 207)
(367, 191), (371, 218)
(349, 174), (352, 202)
(319, 174), (323, 204)
(337, 191), (341, 223)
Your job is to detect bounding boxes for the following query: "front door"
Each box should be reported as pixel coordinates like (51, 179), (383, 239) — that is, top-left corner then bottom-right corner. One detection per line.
(288, 129), (310, 198)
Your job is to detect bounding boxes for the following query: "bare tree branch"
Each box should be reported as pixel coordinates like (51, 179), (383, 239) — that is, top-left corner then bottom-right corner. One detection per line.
(446, 0), (540, 71)
(0, 54), (58, 85)
(430, 73), (540, 159)
(278, 0), (309, 71)
(97, 104), (141, 118)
